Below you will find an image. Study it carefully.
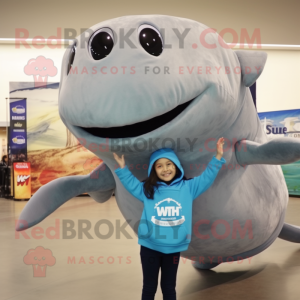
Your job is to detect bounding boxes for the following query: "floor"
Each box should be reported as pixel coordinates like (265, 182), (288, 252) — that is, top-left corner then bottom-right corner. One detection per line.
(1, 195), (300, 300)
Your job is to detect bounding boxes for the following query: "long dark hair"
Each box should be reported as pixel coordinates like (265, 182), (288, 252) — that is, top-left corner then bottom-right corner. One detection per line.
(142, 163), (188, 200)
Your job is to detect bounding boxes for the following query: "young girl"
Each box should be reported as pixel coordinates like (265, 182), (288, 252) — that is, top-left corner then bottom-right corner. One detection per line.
(113, 137), (225, 300)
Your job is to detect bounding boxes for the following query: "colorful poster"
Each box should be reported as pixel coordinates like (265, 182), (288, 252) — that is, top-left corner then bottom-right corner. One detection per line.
(258, 109), (300, 196)
(9, 98), (27, 161)
(9, 82), (101, 194)
(13, 162), (31, 199)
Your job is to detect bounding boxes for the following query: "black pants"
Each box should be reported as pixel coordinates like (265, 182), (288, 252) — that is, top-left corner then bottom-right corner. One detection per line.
(140, 245), (180, 300)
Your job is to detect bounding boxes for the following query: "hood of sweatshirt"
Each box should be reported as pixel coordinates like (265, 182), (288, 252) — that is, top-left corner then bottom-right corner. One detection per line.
(148, 148), (184, 186)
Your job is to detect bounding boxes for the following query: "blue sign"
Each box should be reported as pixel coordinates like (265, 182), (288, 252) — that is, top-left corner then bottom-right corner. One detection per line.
(258, 109), (300, 196)
(9, 98), (27, 161)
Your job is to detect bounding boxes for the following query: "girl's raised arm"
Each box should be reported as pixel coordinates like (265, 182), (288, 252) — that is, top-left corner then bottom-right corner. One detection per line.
(187, 138), (226, 199)
(113, 153), (145, 202)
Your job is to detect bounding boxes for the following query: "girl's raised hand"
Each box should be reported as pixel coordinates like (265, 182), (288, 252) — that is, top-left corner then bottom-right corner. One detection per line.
(113, 153), (125, 169)
(216, 137), (225, 160)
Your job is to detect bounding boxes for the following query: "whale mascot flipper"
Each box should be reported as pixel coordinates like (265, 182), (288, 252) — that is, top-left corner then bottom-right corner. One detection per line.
(15, 15), (300, 270)
(15, 162), (115, 230)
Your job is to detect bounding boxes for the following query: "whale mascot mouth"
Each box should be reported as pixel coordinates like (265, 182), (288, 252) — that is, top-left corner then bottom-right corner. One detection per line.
(80, 97), (195, 139)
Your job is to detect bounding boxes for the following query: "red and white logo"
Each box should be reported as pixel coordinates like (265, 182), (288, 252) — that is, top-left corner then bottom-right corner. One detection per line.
(17, 175), (30, 186)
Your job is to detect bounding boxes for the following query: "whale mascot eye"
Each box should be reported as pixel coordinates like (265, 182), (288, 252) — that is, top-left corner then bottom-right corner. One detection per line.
(88, 27), (114, 60)
(138, 24), (163, 56)
(67, 42), (76, 75)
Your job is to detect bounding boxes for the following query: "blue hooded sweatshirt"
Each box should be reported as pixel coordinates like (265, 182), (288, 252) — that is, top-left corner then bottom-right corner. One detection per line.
(114, 149), (226, 254)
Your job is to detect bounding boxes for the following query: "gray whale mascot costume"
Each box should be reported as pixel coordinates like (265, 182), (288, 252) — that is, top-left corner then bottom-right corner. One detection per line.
(16, 15), (300, 269)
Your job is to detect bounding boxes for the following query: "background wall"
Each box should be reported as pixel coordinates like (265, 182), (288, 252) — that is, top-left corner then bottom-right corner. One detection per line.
(1, 0), (300, 44)
(255, 49), (300, 112)
(0, 44), (64, 125)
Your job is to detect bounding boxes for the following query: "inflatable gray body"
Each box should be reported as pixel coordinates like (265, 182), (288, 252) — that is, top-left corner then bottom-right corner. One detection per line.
(16, 15), (300, 269)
